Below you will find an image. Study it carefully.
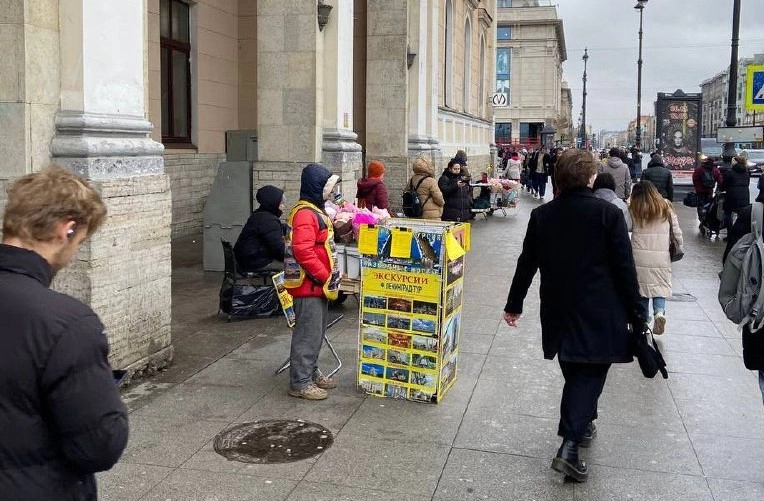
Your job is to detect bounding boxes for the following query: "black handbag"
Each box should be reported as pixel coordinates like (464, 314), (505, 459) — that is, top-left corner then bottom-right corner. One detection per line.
(631, 325), (668, 379)
(683, 191), (698, 208)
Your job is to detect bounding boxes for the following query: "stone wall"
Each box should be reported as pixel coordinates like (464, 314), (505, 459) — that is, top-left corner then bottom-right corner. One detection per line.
(52, 174), (173, 372)
(165, 152), (225, 238)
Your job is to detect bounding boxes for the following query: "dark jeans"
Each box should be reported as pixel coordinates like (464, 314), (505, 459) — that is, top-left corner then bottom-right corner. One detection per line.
(558, 361), (611, 442)
(532, 172), (547, 197)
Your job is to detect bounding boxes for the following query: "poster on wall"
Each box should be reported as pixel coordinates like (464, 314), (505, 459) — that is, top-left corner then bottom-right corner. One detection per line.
(356, 220), (467, 404)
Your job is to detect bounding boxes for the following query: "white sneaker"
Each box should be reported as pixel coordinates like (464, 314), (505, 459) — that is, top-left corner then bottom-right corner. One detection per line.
(653, 312), (666, 335)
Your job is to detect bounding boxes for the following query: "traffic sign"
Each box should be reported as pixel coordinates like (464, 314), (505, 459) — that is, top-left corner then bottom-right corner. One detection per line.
(492, 93), (508, 107)
(746, 65), (764, 111)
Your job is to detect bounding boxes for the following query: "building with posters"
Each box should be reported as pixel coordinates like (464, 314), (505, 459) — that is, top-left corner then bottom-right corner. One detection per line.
(0, 0), (496, 374)
(655, 90), (701, 173)
(700, 54), (764, 137)
(494, 0), (567, 147)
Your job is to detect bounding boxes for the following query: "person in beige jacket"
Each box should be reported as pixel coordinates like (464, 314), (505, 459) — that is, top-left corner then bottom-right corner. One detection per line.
(629, 180), (682, 335)
(407, 157), (444, 219)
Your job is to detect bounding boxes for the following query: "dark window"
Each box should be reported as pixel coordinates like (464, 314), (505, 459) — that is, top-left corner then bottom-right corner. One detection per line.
(495, 123), (511, 142)
(497, 26), (511, 40)
(160, 0), (192, 144)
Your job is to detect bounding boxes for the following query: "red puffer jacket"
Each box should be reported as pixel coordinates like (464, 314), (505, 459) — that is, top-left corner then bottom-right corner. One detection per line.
(287, 208), (332, 298)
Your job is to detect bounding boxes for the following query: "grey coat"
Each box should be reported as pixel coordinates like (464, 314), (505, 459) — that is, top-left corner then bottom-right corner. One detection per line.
(600, 157), (632, 199)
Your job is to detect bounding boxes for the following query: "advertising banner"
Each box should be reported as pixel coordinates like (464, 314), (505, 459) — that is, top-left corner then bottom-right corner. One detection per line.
(655, 92), (701, 172)
(356, 220), (467, 403)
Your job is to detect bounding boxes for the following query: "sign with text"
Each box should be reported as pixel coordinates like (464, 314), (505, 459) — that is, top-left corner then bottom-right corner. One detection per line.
(717, 126), (764, 143)
(746, 65), (764, 112)
(655, 92), (701, 172)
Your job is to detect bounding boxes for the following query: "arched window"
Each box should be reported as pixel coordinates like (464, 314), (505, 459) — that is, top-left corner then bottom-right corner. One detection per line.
(444, 0), (453, 106)
(463, 17), (472, 113)
(479, 35), (485, 116)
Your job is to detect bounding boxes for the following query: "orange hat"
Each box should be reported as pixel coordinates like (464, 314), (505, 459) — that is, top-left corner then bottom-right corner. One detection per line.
(368, 160), (385, 178)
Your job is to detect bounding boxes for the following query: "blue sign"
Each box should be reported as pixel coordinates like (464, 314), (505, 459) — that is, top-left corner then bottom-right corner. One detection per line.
(746, 65), (764, 111)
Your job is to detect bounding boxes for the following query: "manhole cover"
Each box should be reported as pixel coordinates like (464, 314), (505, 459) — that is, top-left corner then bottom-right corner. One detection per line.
(213, 420), (333, 464)
(666, 293), (697, 302)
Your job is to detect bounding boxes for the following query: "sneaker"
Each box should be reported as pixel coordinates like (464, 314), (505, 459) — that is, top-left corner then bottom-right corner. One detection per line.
(313, 373), (337, 390)
(653, 312), (666, 335)
(288, 384), (328, 400)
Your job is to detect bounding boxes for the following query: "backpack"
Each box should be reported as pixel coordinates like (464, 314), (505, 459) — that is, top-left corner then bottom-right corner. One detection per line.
(701, 167), (715, 189)
(719, 202), (764, 329)
(402, 176), (430, 217)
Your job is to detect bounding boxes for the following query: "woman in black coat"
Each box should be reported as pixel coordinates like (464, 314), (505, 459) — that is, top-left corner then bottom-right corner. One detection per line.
(438, 159), (472, 222)
(722, 192), (764, 406)
(721, 157), (750, 228)
(504, 149), (646, 483)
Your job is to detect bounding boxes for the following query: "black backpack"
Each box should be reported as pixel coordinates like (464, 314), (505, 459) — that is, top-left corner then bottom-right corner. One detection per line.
(402, 177), (430, 217)
(701, 167), (715, 189)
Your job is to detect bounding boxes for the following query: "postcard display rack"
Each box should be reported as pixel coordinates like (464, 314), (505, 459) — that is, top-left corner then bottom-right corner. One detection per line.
(356, 219), (470, 403)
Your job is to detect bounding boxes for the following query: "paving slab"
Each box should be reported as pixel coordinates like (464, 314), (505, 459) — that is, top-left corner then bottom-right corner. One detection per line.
(141, 468), (297, 501)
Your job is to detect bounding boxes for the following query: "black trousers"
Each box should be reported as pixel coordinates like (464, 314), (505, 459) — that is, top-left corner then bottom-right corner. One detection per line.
(557, 361), (611, 442)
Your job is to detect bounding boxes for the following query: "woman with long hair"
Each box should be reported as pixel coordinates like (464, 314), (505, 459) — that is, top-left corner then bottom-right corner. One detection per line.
(629, 180), (683, 335)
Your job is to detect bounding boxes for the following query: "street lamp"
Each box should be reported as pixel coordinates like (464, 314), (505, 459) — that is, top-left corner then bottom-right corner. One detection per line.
(634, 0), (647, 149)
(723, 0), (742, 159)
(580, 48), (589, 149)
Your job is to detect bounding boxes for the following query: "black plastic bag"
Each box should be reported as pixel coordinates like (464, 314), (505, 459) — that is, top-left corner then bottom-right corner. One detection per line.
(631, 326), (668, 379)
(220, 283), (281, 318)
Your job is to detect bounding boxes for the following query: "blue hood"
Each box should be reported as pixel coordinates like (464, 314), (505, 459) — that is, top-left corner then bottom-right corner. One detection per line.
(300, 163), (332, 208)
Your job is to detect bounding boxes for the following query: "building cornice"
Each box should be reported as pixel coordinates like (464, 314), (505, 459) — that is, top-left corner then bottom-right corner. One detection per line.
(478, 7), (492, 30)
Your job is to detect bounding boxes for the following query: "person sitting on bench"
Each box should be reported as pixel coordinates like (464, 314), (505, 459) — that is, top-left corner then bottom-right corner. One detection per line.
(234, 185), (286, 273)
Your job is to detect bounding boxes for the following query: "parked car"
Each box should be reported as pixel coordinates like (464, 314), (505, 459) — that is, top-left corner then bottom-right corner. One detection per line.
(742, 149), (764, 176)
(700, 137), (723, 164)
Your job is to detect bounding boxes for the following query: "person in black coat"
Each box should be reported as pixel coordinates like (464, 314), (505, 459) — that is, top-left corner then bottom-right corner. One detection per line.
(504, 149), (646, 483)
(640, 154), (674, 201)
(234, 185), (286, 272)
(439, 159), (472, 222)
(721, 157), (750, 228)
(0, 166), (129, 500)
(722, 190), (764, 406)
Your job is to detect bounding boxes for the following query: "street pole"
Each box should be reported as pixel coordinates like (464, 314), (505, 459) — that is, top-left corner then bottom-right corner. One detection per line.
(581, 48), (589, 149)
(723, 0), (741, 158)
(634, 0), (647, 149)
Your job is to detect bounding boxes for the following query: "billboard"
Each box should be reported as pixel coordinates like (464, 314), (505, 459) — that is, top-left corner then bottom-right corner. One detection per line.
(655, 92), (702, 171)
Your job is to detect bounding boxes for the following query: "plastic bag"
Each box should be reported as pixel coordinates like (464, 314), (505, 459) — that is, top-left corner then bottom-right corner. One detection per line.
(220, 283), (281, 317)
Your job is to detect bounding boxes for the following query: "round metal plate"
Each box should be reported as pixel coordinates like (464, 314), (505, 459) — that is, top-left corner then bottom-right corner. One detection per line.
(213, 420), (333, 464)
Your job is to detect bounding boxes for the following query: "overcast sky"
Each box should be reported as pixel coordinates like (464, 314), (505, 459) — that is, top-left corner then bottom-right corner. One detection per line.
(555, 0), (764, 132)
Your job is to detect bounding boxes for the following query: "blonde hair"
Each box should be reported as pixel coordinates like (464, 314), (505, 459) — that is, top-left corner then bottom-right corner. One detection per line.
(629, 180), (672, 227)
(3, 165), (107, 241)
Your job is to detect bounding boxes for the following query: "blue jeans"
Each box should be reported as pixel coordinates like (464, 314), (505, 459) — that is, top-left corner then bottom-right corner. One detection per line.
(289, 296), (328, 390)
(640, 296), (666, 316)
(532, 172), (547, 197)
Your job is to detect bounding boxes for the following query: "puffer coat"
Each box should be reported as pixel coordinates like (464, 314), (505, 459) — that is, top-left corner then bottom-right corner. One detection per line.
(631, 209), (682, 298)
(407, 159), (444, 219)
(438, 169), (472, 222)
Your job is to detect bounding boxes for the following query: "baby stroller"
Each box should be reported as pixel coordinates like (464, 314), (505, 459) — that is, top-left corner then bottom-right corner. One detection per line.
(698, 191), (725, 239)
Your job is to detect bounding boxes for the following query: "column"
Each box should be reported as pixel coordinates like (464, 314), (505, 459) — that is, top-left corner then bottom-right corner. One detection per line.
(321, 0), (362, 199)
(51, 0), (172, 374)
(366, 0), (409, 210)
(255, 0), (321, 204)
(407, 0), (429, 158)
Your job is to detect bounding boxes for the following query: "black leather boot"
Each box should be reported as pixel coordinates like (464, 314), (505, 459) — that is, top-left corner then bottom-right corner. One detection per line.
(551, 439), (588, 482)
(580, 421), (597, 448)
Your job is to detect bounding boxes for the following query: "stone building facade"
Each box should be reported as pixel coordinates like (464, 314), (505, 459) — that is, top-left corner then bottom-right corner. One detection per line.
(0, 0), (497, 373)
(700, 54), (764, 138)
(493, 0), (567, 148)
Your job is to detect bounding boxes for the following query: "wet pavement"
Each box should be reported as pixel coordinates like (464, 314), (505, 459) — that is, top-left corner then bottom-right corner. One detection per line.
(100, 184), (764, 501)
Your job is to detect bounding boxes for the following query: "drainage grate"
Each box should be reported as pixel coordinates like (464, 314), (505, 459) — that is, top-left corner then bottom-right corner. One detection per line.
(666, 293), (697, 302)
(213, 420), (333, 464)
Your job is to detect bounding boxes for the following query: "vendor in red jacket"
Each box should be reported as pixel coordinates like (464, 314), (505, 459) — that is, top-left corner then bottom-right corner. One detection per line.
(283, 163), (341, 400)
(692, 157), (723, 219)
(355, 160), (390, 210)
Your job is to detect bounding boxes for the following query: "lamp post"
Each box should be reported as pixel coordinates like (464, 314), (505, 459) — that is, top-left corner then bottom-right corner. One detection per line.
(634, 0), (647, 149)
(723, 0), (742, 159)
(580, 48), (589, 149)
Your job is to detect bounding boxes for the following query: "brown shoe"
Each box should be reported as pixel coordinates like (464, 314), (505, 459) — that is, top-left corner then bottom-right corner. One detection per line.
(288, 384), (328, 400)
(313, 373), (337, 390)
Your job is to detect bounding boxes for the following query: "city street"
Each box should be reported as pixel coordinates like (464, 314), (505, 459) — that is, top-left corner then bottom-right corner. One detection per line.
(100, 188), (764, 501)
